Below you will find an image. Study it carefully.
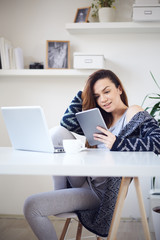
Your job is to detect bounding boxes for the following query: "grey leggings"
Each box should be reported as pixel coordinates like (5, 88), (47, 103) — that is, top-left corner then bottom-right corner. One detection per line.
(23, 126), (100, 240)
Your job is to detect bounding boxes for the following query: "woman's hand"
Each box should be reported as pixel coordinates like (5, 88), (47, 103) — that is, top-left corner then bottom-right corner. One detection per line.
(93, 126), (116, 149)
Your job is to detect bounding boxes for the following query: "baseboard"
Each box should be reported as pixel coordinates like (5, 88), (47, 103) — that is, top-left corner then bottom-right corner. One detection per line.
(120, 217), (143, 222)
(0, 214), (143, 222)
(0, 214), (78, 222)
(0, 214), (24, 219)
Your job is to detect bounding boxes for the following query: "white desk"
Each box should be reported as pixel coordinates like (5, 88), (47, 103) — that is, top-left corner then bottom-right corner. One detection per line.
(0, 147), (159, 176)
(0, 147), (159, 240)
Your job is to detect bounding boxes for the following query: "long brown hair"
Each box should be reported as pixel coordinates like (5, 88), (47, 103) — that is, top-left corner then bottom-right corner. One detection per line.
(82, 69), (128, 128)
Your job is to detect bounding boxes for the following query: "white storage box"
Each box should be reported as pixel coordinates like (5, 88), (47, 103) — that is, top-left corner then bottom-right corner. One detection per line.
(133, 4), (160, 21)
(73, 53), (105, 69)
(135, 0), (159, 4)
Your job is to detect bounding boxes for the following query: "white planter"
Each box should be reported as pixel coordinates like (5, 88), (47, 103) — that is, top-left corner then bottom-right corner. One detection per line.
(152, 206), (160, 240)
(98, 7), (115, 22)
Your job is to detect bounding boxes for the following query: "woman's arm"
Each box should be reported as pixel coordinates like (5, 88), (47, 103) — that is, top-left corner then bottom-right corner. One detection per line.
(94, 107), (160, 154)
(60, 91), (84, 135)
(111, 114), (160, 155)
(93, 105), (144, 150)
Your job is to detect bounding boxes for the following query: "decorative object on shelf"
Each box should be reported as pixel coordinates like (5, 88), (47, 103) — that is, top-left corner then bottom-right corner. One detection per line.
(29, 62), (44, 69)
(0, 56), (2, 69)
(132, 0), (160, 22)
(0, 37), (12, 69)
(152, 206), (160, 240)
(91, 0), (115, 22)
(98, 7), (115, 22)
(0, 37), (24, 69)
(46, 40), (70, 69)
(74, 7), (91, 23)
(14, 47), (24, 69)
(73, 52), (105, 69)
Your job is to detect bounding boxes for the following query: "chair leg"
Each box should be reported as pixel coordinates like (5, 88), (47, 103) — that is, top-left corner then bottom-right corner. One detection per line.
(60, 218), (71, 240)
(97, 236), (102, 240)
(76, 221), (83, 240)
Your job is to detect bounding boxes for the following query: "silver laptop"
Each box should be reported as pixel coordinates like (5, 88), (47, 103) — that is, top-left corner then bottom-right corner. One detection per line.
(1, 106), (64, 153)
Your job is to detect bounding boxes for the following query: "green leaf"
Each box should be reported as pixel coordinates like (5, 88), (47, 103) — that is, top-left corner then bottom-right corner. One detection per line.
(150, 71), (160, 90)
(149, 96), (160, 100)
(144, 106), (151, 111)
(141, 94), (151, 107)
(150, 102), (160, 116)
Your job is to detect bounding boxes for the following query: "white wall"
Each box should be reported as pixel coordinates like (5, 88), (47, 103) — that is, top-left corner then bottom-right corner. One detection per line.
(0, 0), (160, 217)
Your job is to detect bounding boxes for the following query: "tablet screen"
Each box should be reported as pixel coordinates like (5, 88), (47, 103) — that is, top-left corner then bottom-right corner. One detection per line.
(76, 108), (107, 146)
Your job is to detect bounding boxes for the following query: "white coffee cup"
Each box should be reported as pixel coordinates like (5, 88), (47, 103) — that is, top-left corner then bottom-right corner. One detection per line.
(63, 139), (84, 154)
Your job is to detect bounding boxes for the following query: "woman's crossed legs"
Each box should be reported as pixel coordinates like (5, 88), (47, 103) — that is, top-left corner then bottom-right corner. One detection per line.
(24, 186), (100, 240)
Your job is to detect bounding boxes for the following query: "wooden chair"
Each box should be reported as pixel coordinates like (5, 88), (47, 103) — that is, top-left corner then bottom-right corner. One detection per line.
(56, 212), (101, 240)
(50, 128), (151, 240)
(56, 177), (151, 240)
(56, 213), (83, 240)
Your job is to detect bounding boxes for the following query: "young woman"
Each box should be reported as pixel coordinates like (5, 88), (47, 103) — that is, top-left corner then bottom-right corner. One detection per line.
(24, 69), (160, 240)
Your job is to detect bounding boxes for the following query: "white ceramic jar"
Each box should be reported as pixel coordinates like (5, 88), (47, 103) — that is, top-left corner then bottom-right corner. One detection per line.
(98, 7), (115, 22)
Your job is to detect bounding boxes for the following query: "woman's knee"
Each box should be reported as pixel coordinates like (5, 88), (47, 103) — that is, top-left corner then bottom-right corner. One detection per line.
(49, 126), (75, 146)
(23, 195), (39, 218)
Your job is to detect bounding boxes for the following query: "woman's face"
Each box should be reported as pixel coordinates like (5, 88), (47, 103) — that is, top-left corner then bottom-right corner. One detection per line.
(93, 78), (123, 113)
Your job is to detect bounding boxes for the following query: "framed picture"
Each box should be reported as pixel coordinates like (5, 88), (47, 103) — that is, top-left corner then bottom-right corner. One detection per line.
(46, 40), (70, 69)
(74, 7), (91, 23)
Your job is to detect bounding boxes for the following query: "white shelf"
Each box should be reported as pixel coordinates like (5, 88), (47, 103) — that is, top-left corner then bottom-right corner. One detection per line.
(0, 69), (95, 77)
(65, 22), (160, 34)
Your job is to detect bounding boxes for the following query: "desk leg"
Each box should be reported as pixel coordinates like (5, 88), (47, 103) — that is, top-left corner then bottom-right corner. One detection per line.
(107, 177), (131, 240)
(134, 177), (151, 240)
(107, 177), (151, 240)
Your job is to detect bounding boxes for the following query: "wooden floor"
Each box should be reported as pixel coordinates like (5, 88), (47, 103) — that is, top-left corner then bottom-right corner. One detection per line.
(0, 215), (156, 240)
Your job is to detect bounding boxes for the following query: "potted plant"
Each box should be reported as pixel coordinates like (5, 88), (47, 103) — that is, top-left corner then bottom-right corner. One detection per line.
(91, 0), (116, 22)
(142, 71), (160, 239)
(142, 71), (160, 189)
(142, 71), (160, 127)
(152, 206), (160, 240)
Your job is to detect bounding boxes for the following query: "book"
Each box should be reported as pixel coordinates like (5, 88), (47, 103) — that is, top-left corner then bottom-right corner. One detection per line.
(14, 47), (24, 69)
(0, 37), (24, 69)
(0, 37), (6, 69)
(0, 53), (2, 69)
(4, 38), (11, 69)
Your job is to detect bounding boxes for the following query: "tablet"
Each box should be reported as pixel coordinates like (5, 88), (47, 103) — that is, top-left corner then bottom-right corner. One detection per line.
(76, 108), (107, 146)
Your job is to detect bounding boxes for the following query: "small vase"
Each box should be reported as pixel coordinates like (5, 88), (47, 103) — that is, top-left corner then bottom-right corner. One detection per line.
(98, 7), (115, 22)
(152, 206), (160, 240)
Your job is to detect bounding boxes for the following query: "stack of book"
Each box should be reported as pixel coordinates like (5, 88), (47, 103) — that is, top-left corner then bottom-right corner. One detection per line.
(0, 37), (24, 69)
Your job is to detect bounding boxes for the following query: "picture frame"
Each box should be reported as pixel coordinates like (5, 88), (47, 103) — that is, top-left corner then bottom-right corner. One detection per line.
(74, 7), (91, 23)
(46, 40), (70, 69)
